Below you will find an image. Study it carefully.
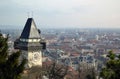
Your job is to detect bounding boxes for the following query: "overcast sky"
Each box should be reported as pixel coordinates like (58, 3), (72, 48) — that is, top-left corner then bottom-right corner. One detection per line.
(0, 0), (120, 28)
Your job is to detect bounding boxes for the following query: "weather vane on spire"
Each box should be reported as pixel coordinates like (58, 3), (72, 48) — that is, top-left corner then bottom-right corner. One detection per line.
(27, 12), (30, 18)
(27, 11), (33, 18)
(32, 11), (33, 17)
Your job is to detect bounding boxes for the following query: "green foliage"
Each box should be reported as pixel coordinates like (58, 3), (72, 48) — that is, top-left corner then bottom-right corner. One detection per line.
(107, 50), (115, 60)
(100, 50), (120, 79)
(0, 34), (8, 63)
(0, 34), (26, 79)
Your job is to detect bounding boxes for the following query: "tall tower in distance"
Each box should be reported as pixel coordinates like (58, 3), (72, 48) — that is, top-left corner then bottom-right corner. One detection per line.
(14, 18), (46, 68)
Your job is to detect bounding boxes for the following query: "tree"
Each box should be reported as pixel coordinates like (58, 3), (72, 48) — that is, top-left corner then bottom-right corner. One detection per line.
(0, 34), (26, 79)
(22, 62), (68, 79)
(100, 50), (120, 79)
(24, 66), (43, 79)
(78, 63), (96, 79)
(43, 62), (68, 79)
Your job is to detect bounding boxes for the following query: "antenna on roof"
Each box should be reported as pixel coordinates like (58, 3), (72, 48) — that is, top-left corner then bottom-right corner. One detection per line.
(27, 12), (30, 18)
(32, 11), (33, 18)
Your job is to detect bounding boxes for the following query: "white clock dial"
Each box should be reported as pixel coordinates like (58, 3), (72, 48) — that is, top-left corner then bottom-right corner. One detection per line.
(33, 52), (40, 61)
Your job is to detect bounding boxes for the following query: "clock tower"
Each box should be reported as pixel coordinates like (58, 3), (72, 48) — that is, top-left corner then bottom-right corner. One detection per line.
(14, 18), (46, 68)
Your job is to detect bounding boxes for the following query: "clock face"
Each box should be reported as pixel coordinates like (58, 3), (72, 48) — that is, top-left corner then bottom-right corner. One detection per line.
(33, 52), (41, 61)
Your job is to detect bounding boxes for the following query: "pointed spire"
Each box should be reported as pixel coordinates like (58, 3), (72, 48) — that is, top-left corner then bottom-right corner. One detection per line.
(20, 18), (40, 39)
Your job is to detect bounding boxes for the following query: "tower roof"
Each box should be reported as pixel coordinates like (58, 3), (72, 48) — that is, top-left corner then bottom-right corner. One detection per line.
(20, 18), (40, 39)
